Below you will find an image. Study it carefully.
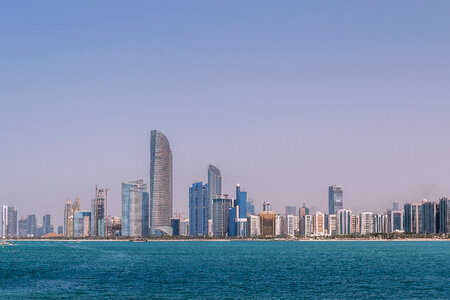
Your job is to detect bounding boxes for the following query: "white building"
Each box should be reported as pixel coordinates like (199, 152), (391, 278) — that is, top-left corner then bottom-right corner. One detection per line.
(285, 215), (299, 237)
(304, 215), (313, 237)
(360, 212), (374, 234)
(247, 215), (261, 237)
(336, 209), (352, 235)
(328, 214), (336, 235)
(180, 218), (189, 236)
(274, 215), (285, 237)
(313, 212), (325, 236)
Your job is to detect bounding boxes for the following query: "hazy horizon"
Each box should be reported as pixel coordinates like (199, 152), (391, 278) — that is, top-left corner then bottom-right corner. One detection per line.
(2, 1), (450, 227)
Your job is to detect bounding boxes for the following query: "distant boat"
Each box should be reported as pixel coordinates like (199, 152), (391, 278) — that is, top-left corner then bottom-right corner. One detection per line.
(130, 238), (147, 242)
(1, 241), (15, 247)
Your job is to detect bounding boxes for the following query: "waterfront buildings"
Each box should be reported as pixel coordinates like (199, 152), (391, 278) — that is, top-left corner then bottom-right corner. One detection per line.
(189, 182), (209, 237)
(73, 211), (91, 238)
(303, 215), (312, 237)
(2, 206), (17, 238)
(171, 218), (180, 236)
(122, 179), (149, 237)
(263, 201), (272, 212)
(91, 186), (107, 237)
(180, 218), (189, 236)
(328, 185), (343, 215)
(229, 184), (248, 237)
(336, 209), (351, 235)
(247, 198), (255, 215)
(328, 214), (336, 235)
(285, 206), (297, 216)
(212, 195), (232, 237)
(149, 130), (173, 236)
(274, 214), (284, 237)
(64, 199), (72, 236)
(57, 225), (63, 235)
(360, 212), (374, 234)
(439, 197), (449, 233)
(285, 214), (298, 237)
(208, 165), (221, 221)
(43, 214), (51, 235)
(313, 212), (325, 236)
(260, 211), (275, 237)
(18, 217), (27, 237)
(247, 215), (261, 236)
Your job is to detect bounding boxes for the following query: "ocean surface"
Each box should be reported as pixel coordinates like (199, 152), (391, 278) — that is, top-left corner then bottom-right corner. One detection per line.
(0, 241), (449, 299)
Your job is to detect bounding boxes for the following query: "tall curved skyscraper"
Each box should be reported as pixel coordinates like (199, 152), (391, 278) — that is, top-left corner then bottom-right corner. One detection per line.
(208, 164), (222, 220)
(149, 130), (173, 236)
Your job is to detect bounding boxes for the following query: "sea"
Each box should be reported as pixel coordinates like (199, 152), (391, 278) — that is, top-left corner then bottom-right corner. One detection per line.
(0, 241), (449, 299)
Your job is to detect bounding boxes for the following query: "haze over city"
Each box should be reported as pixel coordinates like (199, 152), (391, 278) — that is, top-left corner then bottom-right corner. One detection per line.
(1, 1), (450, 227)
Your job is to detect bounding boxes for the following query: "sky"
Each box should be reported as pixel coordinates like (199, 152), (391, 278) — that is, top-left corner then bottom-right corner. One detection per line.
(1, 1), (450, 227)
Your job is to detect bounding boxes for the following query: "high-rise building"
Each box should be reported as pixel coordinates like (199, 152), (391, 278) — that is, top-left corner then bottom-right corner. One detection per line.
(122, 180), (149, 237)
(285, 215), (298, 237)
(180, 219), (189, 236)
(274, 214), (285, 237)
(312, 212), (325, 236)
(263, 201), (272, 212)
(421, 201), (436, 234)
(171, 218), (180, 236)
(229, 184), (248, 237)
(18, 217), (27, 237)
(303, 215), (313, 237)
(299, 203), (310, 236)
(91, 186), (107, 237)
(43, 214), (51, 235)
(285, 206), (297, 216)
(360, 212), (374, 234)
(64, 199), (72, 236)
(73, 198), (81, 213)
(8, 207), (18, 237)
(27, 214), (37, 237)
(57, 225), (63, 235)
(73, 211), (91, 237)
(328, 214), (336, 235)
(247, 215), (261, 237)
(207, 164), (221, 221)
(189, 182), (209, 237)
(439, 197), (449, 233)
(260, 211), (275, 237)
(246, 198), (255, 215)
(350, 215), (360, 234)
(389, 210), (403, 232)
(336, 209), (351, 235)
(2, 206), (8, 238)
(212, 195), (232, 237)
(328, 186), (343, 215)
(149, 130), (173, 236)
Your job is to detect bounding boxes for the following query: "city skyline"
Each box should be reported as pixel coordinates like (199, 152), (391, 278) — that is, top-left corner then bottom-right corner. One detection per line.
(2, 2), (450, 227)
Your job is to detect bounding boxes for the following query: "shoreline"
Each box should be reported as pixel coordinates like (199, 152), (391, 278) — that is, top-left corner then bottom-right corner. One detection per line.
(7, 238), (449, 242)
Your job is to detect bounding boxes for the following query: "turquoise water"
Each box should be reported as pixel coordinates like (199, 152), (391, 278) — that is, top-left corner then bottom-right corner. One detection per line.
(1, 241), (449, 299)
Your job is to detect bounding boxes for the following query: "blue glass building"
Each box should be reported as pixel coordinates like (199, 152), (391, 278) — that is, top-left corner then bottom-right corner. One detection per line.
(73, 211), (91, 237)
(329, 186), (343, 215)
(121, 179), (149, 237)
(228, 206), (237, 237)
(189, 182), (209, 237)
(171, 218), (180, 236)
(208, 165), (222, 220)
(439, 197), (449, 233)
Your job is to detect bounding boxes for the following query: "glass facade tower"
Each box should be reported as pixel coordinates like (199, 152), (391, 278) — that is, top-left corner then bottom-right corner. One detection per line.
(207, 165), (222, 220)
(149, 130), (173, 236)
(328, 186), (343, 215)
(122, 179), (149, 237)
(189, 182), (209, 237)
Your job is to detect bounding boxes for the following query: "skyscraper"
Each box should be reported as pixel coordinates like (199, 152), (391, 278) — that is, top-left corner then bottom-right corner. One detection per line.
(91, 186), (107, 237)
(212, 195), (232, 237)
(43, 214), (51, 235)
(328, 186), (343, 215)
(149, 130), (173, 236)
(73, 211), (91, 237)
(64, 199), (72, 236)
(18, 217), (27, 237)
(27, 214), (37, 237)
(1, 205), (8, 238)
(336, 209), (352, 235)
(208, 164), (221, 220)
(439, 197), (449, 233)
(246, 198), (255, 215)
(2, 206), (17, 238)
(285, 206), (297, 216)
(263, 201), (272, 212)
(189, 182), (208, 237)
(122, 179), (149, 237)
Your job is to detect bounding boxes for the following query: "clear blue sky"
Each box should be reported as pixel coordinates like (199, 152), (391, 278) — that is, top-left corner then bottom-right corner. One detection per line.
(1, 1), (450, 226)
